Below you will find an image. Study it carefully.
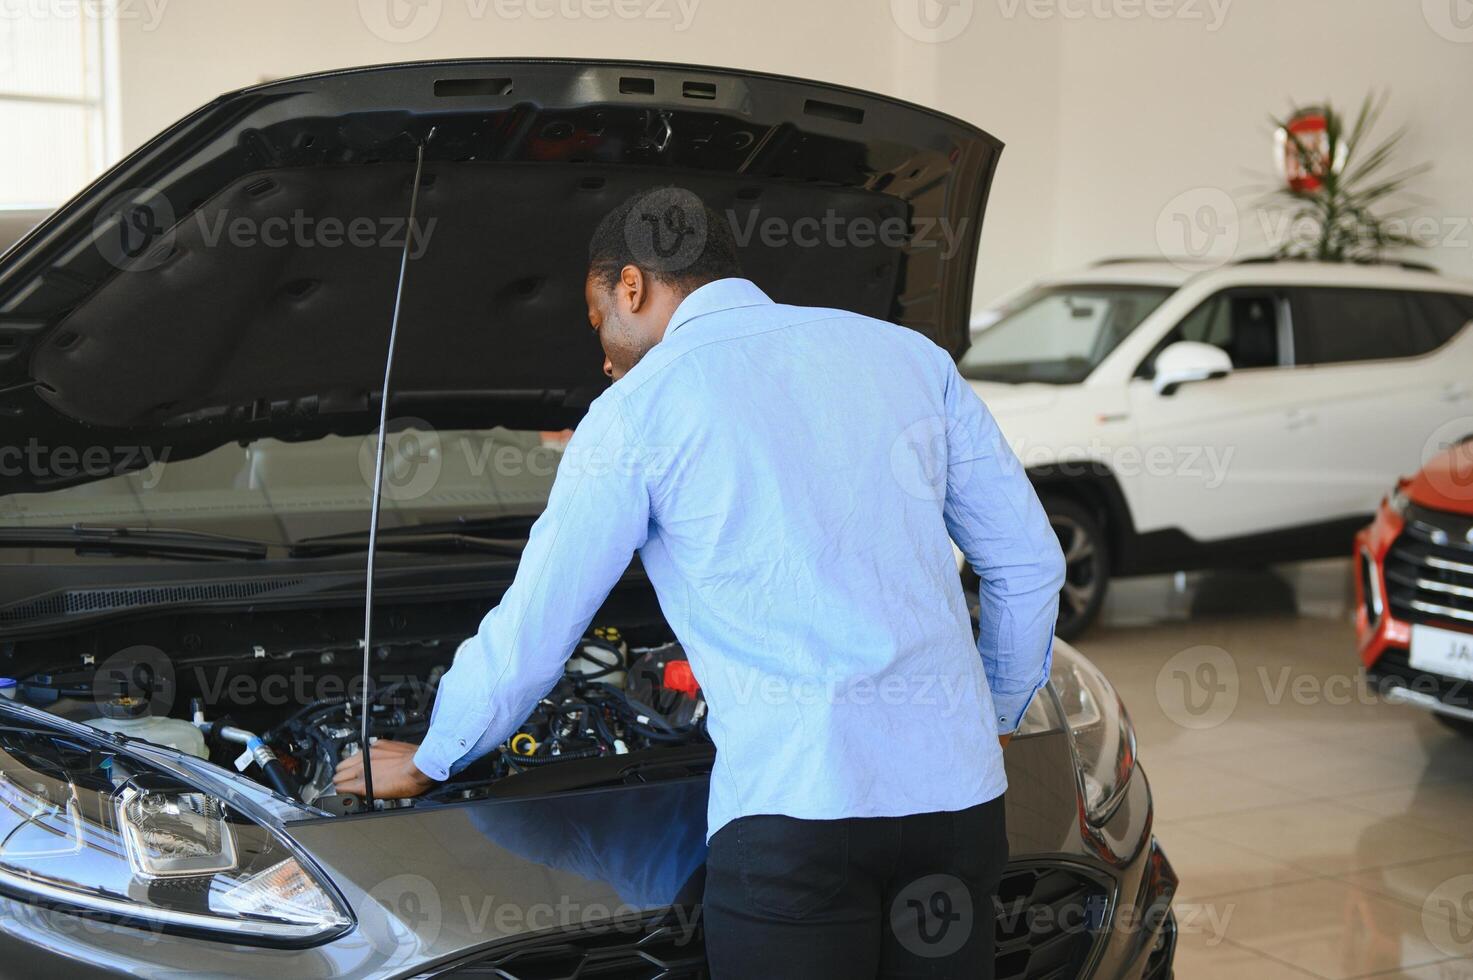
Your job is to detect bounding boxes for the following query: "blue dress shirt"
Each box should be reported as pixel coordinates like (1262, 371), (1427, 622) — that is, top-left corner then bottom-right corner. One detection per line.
(414, 278), (1066, 839)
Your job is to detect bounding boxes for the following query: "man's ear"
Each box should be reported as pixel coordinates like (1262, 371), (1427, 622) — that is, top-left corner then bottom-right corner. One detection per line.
(620, 264), (647, 314)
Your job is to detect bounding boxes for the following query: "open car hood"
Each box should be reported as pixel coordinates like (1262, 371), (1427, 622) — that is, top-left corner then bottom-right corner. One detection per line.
(0, 59), (1001, 497)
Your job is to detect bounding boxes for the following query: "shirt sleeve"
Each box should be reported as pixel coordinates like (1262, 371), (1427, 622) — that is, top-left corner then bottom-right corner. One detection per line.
(940, 360), (1067, 735)
(414, 396), (653, 781)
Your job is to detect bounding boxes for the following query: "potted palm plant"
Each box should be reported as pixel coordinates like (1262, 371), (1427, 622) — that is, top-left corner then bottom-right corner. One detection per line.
(1268, 92), (1431, 263)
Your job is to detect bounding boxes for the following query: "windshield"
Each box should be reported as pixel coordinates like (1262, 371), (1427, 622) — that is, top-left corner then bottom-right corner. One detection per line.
(0, 425), (568, 552)
(960, 284), (1174, 384)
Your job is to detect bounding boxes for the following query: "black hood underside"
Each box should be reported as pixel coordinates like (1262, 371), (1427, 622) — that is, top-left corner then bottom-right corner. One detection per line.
(0, 60), (1001, 496)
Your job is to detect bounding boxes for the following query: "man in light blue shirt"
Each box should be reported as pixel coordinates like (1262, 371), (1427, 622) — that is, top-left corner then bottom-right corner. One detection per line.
(336, 187), (1065, 978)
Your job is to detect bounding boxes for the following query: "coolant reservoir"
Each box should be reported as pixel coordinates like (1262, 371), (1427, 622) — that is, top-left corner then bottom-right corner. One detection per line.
(84, 695), (208, 759)
(564, 627), (628, 687)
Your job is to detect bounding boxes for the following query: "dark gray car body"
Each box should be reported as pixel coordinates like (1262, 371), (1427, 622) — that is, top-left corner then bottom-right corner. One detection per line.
(0, 715), (1172, 978)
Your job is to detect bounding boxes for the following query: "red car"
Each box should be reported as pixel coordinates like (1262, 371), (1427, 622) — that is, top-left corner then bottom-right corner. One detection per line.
(1356, 437), (1473, 735)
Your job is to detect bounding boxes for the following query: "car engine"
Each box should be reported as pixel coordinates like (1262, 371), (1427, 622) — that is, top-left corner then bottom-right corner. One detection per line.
(17, 621), (710, 815)
(270, 630), (709, 813)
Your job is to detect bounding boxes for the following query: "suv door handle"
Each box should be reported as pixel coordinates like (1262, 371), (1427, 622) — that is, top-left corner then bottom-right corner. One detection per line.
(1442, 382), (1471, 403)
(1285, 408), (1318, 430)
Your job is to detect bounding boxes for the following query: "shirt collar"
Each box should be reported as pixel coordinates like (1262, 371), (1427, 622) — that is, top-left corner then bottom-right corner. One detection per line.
(665, 278), (773, 336)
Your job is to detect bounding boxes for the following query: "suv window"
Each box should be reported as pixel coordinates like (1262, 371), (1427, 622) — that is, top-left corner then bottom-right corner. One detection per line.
(1138, 289), (1282, 377)
(960, 284), (1172, 385)
(1291, 287), (1444, 365)
(1412, 292), (1473, 347)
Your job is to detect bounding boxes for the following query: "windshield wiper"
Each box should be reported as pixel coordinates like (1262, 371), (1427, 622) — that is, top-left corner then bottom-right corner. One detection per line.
(0, 525), (269, 561)
(288, 532), (527, 559)
(288, 514), (539, 558)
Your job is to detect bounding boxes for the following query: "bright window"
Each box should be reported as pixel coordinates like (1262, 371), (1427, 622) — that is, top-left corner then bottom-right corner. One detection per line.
(0, 3), (116, 208)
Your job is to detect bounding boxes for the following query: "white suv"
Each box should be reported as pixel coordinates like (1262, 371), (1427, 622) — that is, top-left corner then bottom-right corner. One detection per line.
(962, 259), (1473, 637)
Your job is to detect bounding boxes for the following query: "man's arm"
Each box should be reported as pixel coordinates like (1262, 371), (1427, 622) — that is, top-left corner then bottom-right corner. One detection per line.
(939, 360), (1067, 736)
(335, 396), (653, 796)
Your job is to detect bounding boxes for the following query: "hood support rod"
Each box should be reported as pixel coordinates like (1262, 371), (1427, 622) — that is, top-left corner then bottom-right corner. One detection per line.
(359, 131), (434, 809)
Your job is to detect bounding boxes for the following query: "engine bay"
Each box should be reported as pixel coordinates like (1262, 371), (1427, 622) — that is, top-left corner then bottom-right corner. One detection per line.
(0, 590), (713, 815)
(269, 628), (710, 814)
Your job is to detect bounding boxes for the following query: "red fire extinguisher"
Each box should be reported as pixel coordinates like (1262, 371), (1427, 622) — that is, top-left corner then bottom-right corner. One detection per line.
(1275, 108), (1343, 193)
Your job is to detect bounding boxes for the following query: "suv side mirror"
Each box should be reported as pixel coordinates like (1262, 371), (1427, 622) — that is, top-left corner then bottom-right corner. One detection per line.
(1152, 341), (1233, 396)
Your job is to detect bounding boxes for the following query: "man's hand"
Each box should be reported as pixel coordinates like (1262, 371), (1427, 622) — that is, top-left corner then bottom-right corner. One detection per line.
(333, 740), (438, 799)
(998, 733), (1013, 750)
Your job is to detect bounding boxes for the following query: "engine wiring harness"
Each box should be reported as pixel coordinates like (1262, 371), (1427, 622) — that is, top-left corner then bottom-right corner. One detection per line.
(204, 629), (709, 809)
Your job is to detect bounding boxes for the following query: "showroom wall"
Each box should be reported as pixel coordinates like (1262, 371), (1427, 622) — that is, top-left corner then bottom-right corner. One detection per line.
(1052, 0), (1473, 284)
(108, 1), (1473, 307)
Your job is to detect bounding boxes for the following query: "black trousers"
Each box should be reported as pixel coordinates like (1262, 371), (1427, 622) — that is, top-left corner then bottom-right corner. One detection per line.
(702, 797), (1007, 979)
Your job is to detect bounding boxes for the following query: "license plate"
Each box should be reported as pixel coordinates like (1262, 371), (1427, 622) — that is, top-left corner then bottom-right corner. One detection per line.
(1410, 623), (1473, 682)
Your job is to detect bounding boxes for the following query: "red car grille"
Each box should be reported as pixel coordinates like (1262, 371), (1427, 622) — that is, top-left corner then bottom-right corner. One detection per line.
(1385, 504), (1473, 628)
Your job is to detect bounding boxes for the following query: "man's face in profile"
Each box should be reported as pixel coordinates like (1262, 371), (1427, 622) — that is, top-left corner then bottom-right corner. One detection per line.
(584, 267), (669, 382)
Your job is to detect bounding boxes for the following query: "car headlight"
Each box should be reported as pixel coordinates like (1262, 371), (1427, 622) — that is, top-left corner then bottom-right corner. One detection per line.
(1048, 642), (1136, 824)
(0, 722), (351, 946)
(1387, 484), (1412, 517)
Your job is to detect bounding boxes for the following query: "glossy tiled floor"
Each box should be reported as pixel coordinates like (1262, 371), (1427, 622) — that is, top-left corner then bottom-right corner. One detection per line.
(1084, 560), (1473, 980)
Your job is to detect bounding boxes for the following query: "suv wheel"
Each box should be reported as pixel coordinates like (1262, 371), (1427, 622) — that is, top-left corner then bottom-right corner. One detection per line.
(1043, 495), (1109, 640)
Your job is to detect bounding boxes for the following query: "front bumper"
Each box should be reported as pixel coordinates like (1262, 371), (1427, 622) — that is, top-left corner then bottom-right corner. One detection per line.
(1356, 500), (1473, 719)
(414, 841), (1177, 980)
(0, 735), (1176, 979)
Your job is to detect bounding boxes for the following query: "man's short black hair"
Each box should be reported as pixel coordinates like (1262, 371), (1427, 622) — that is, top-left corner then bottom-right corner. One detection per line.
(588, 186), (743, 293)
